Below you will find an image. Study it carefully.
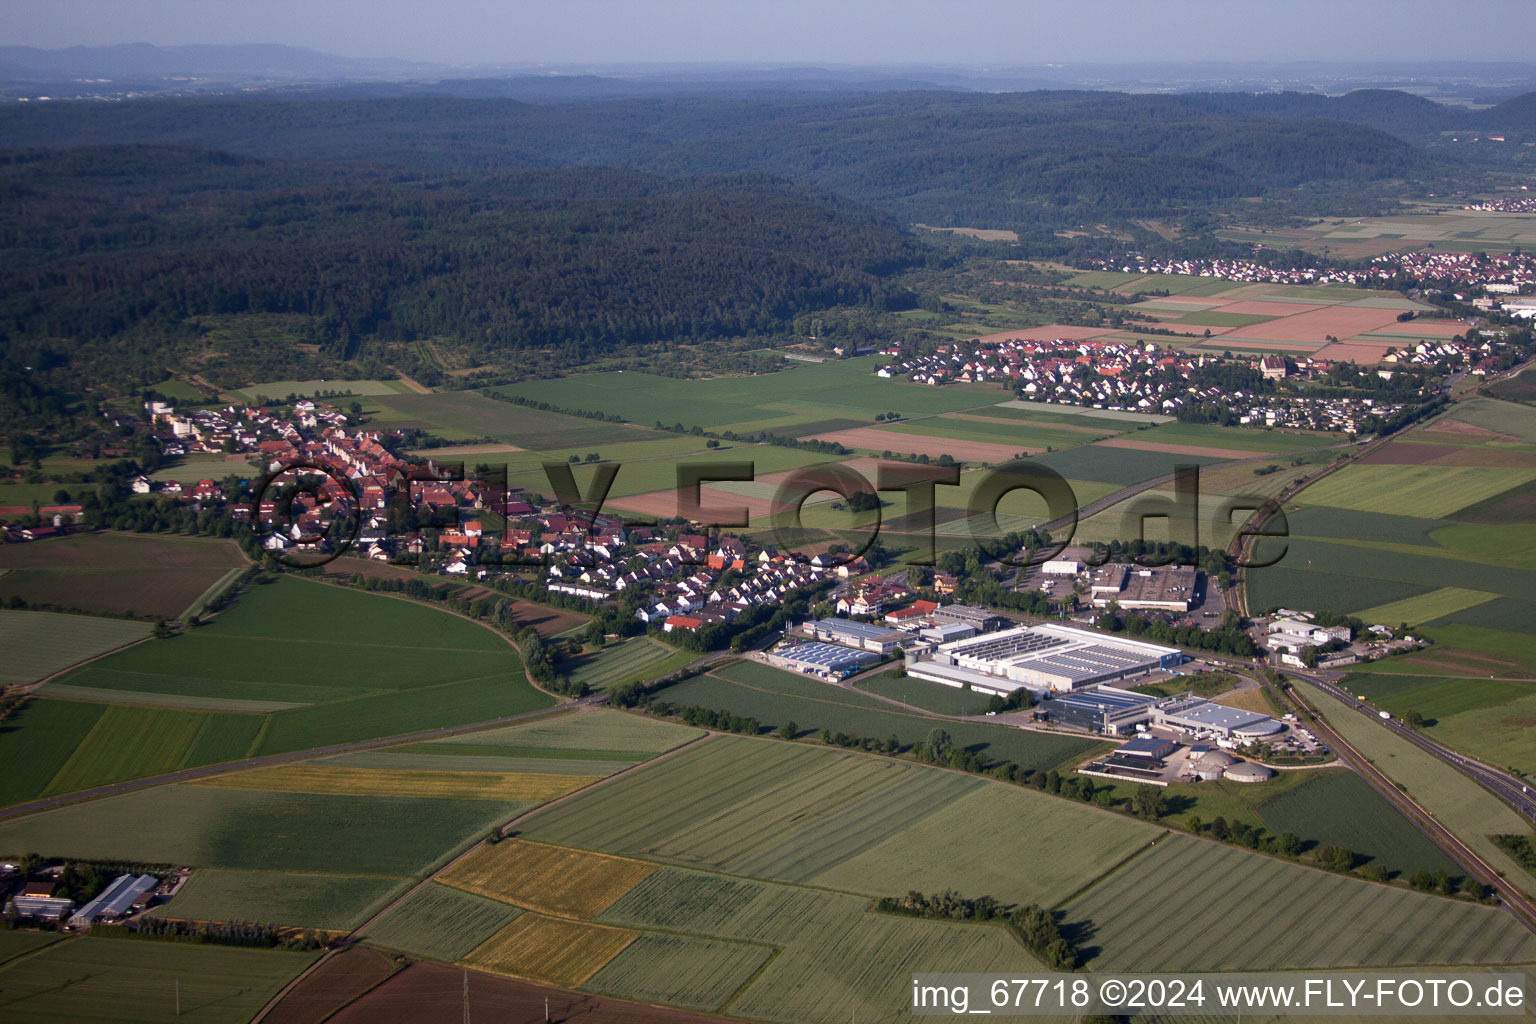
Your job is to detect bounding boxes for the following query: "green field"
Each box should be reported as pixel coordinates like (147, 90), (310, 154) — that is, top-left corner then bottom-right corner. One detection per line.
(1318, 698), (1536, 889)
(1171, 310), (1277, 328)
(151, 869), (410, 932)
(854, 671), (996, 715)
(1297, 464), (1536, 518)
(425, 708), (705, 754)
(41, 705), (215, 796)
(1354, 586), (1499, 625)
(583, 933), (774, 1012)
(374, 390), (668, 448)
(0, 930), (62, 966)
(1256, 771), (1462, 878)
(488, 356), (1004, 435)
(563, 637), (698, 692)
(0, 936), (315, 1024)
(362, 881), (524, 961)
(0, 610), (150, 686)
(658, 659), (1100, 770)
(1063, 837), (1536, 970)
(1031, 443), (1233, 485)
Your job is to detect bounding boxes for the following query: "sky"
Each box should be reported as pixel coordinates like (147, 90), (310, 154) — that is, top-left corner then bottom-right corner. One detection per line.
(6, 0), (1536, 67)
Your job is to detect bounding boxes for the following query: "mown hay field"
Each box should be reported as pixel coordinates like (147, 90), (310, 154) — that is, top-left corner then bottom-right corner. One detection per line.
(440, 838), (657, 918)
(192, 764), (602, 802)
(0, 610), (151, 686)
(1063, 837), (1536, 971)
(460, 913), (639, 988)
(363, 882), (524, 962)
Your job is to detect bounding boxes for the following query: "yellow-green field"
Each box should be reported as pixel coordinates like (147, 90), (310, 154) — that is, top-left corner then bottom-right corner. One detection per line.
(191, 764), (603, 802)
(459, 913), (639, 987)
(440, 838), (657, 918)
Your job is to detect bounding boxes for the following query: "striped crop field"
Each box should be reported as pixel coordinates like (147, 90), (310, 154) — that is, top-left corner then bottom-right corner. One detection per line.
(0, 610), (151, 686)
(565, 637), (697, 692)
(1063, 837), (1536, 970)
(583, 933), (773, 1012)
(426, 707), (704, 754)
(147, 869), (409, 933)
(439, 838), (657, 918)
(362, 882), (524, 963)
(190, 764), (602, 802)
(459, 913), (639, 988)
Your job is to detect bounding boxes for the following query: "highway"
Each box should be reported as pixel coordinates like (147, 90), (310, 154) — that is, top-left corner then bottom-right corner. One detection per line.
(1288, 667), (1536, 827)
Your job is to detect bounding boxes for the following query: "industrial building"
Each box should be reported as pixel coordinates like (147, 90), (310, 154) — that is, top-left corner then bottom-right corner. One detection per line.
(769, 641), (880, 679)
(929, 604), (1009, 633)
(1153, 697), (1282, 740)
(1089, 564), (1199, 611)
(1035, 686), (1156, 734)
(808, 618), (908, 654)
(918, 620), (975, 645)
(69, 873), (157, 928)
(926, 623), (1182, 693)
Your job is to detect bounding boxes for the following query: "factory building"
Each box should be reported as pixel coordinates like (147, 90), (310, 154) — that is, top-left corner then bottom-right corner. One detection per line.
(769, 642), (880, 680)
(1035, 686), (1157, 735)
(1088, 564), (1198, 612)
(808, 618), (908, 654)
(928, 623), (1182, 693)
(928, 604), (1009, 633)
(1153, 697), (1283, 740)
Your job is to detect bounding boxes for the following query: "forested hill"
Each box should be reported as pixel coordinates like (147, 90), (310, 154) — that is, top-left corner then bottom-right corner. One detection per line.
(0, 147), (924, 377)
(0, 90), (1465, 227)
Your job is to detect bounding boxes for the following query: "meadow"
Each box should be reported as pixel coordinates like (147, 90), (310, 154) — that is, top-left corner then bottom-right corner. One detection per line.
(362, 882), (524, 962)
(1255, 771), (1462, 878)
(372, 391), (663, 448)
(582, 933), (774, 1012)
(854, 671), (996, 715)
(421, 707), (704, 755)
(658, 659), (1100, 770)
(0, 936), (316, 1024)
(0, 610), (150, 686)
(1297, 464), (1536, 518)
(0, 531), (249, 619)
(1063, 837), (1536, 972)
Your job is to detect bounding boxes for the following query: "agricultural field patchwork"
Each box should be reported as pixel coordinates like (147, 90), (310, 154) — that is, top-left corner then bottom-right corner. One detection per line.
(1063, 837), (1536, 971)
(583, 933), (773, 1012)
(1294, 464), (1536, 518)
(440, 838), (658, 918)
(363, 882), (525, 962)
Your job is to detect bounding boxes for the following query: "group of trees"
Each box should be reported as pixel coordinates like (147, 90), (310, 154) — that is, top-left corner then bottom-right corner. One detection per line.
(116, 916), (325, 950)
(876, 890), (1078, 971)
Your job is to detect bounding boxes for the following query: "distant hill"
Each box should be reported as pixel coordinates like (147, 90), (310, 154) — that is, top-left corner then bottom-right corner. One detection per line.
(0, 147), (924, 379)
(0, 89), (1463, 227)
(0, 42), (432, 82)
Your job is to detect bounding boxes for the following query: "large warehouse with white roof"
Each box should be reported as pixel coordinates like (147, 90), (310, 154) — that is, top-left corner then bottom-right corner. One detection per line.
(918, 623), (1183, 694)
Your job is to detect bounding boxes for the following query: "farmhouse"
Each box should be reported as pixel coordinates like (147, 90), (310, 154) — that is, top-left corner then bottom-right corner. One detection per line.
(69, 873), (158, 928)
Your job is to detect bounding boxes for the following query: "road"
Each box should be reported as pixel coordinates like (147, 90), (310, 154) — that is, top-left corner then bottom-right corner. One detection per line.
(1288, 668), (1536, 827)
(1285, 680), (1536, 936)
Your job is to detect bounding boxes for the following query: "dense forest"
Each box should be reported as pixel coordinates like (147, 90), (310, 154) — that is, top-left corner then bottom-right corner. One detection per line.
(0, 89), (1495, 229)
(0, 147), (925, 380)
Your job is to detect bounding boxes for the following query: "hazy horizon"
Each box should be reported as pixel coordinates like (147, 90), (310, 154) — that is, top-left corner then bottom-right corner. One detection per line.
(6, 0), (1536, 68)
